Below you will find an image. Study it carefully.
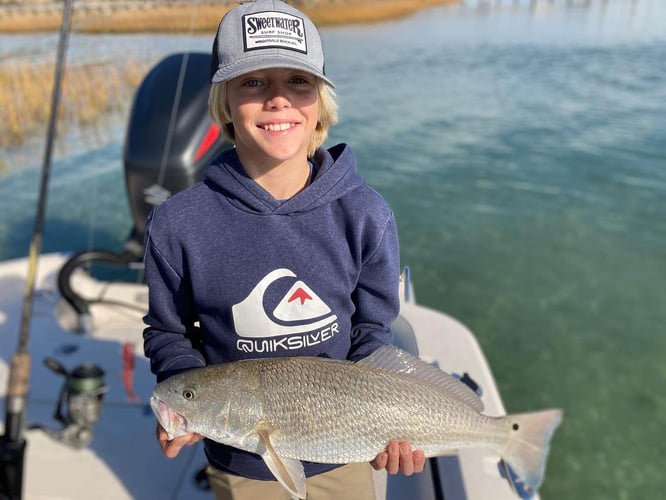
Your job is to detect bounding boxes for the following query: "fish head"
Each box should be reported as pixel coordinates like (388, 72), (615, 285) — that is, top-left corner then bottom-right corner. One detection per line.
(150, 366), (237, 442)
(150, 372), (206, 439)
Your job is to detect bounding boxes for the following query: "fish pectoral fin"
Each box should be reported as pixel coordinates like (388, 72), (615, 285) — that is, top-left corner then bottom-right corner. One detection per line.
(258, 429), (306, 499)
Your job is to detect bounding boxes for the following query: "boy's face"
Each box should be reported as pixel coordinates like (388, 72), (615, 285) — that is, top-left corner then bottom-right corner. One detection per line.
(226, 67), (319, 167)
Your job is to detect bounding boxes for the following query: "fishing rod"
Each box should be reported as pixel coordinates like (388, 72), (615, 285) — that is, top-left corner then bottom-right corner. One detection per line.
(0, 0), (75, 498)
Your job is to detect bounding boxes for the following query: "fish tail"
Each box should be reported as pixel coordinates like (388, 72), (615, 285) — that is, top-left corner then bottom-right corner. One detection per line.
(501, 409), (563, 494)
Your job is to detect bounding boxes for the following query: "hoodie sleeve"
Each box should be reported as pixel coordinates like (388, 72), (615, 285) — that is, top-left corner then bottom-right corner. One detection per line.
(142, 211), (206, 382)
(348, 211), (400, 361)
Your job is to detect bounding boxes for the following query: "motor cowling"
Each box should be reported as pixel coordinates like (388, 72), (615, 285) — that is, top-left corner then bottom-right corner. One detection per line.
(123, 52), (230, 251)
(58, 53), (231, 322)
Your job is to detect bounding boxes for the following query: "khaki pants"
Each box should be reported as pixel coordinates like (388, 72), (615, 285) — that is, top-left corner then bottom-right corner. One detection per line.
(206, 463), (377, 500)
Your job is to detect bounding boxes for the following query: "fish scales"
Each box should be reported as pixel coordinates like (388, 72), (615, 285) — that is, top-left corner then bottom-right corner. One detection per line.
(254, 356), (508, 463)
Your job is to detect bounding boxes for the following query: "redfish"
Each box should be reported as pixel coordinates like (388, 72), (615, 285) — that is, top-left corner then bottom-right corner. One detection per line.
(151, 345), (562, 499)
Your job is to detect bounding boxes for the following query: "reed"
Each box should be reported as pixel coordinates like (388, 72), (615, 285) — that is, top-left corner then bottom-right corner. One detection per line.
(0, 61), (144, 148)
(304, 0), (458, 27)
(74, 4), (230, 34)
(0, 1), (458, 33)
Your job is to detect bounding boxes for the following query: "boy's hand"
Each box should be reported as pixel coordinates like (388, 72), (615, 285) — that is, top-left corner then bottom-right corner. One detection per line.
(371, 440), (426, 476)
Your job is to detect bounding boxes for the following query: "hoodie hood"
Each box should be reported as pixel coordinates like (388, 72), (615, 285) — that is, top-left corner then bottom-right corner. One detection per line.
(203, 143), (365, 215)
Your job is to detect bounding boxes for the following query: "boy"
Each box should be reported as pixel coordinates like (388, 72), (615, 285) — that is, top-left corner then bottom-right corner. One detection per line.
(144, 1), (424, 498)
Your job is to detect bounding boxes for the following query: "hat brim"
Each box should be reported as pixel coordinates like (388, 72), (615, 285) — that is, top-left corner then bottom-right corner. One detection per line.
(211, 54), (335, 88)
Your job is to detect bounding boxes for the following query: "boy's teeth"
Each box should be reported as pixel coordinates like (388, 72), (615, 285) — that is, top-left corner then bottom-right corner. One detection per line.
(264, 123), (292, 131)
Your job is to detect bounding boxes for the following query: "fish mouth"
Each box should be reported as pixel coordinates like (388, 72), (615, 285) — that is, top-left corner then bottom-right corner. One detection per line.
(150, 396), (187, 440)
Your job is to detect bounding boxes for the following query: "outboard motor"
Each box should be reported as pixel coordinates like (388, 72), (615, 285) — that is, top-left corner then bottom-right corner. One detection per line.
(124, 52), (230, 251)
(58, 52), (230, 330)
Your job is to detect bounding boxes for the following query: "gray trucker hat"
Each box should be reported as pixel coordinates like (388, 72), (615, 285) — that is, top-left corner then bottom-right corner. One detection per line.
(211, 0), (334, 88)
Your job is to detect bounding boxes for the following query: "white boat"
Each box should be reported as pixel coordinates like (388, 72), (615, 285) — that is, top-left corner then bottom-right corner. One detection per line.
(0, 15), (543, 498)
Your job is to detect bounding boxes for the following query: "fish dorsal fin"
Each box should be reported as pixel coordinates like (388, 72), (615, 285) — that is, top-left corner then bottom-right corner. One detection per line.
(356, 345), (484, 412)
(258, 428), (306, 499)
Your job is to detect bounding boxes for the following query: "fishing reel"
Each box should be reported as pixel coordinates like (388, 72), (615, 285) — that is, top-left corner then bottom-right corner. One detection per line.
(35, 357), (107, 448)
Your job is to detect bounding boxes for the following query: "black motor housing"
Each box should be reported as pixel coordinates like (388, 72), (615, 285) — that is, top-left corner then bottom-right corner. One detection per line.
(59, 52), (230, 322)
(124, 52), (230, 248)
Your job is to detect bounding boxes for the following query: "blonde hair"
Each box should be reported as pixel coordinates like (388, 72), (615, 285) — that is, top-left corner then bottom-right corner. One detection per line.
(209, 78), (338, 158)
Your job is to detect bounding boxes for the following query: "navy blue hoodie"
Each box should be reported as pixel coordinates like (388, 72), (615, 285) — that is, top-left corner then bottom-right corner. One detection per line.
(143, 143), (400, 480)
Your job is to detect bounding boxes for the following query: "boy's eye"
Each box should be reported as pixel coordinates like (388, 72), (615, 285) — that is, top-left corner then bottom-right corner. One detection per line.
(290, 75), (314, 86)
(242, 79), (263, 87)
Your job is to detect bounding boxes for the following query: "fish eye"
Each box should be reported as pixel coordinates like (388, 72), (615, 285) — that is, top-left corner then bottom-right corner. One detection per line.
(182, 388), (196, 400)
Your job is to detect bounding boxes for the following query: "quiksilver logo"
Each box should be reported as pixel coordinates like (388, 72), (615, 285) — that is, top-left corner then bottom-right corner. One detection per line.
(232, 268), (337, 353)
(242, 11), (307, 54)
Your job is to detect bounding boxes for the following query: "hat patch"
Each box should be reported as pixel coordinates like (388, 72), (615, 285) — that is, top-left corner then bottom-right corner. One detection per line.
(243, 11), (307, 54)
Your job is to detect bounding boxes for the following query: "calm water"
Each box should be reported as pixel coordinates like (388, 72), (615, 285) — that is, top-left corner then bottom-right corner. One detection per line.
(1, 1), (665, 498)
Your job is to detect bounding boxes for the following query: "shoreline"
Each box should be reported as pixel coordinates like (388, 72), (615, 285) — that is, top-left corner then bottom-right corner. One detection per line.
(0, 0), (458, 34)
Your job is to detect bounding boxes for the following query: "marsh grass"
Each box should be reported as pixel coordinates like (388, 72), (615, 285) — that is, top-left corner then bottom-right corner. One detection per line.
(0, 61), (144, 148)
(0, 0), (457, 33)
(304, 0), (458, 26)
(74, 4), (230, 34)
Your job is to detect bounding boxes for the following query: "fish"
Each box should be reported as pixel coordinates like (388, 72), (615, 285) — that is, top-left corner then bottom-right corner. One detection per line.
(150, 345), (562, 499)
